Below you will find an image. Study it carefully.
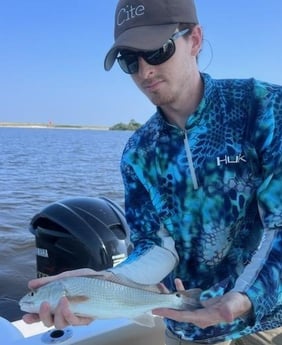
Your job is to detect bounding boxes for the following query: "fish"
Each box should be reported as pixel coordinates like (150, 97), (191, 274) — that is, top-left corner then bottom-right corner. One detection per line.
(19, 274), (202, 327)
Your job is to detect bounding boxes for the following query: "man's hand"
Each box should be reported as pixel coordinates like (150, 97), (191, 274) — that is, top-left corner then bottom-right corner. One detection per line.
(22, 268), (111, 329)
(152, 279), (252, 329)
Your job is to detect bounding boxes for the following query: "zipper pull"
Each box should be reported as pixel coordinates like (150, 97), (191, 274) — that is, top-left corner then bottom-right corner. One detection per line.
(183, 131), (199, 190)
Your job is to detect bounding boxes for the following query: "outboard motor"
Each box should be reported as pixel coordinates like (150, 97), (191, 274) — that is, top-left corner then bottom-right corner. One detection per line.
(29, 197), (133, 277)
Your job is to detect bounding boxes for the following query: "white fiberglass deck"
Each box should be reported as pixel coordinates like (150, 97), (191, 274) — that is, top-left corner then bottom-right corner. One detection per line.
(1, 316), (166, 345)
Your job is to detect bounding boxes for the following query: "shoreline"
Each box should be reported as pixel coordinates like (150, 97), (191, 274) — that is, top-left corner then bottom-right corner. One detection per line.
(0, 122), (109, 130)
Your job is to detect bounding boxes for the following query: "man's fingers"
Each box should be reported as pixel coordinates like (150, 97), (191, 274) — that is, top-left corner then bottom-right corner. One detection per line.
(175, 278), (185, 291)
(39, 301), (55, 328)
(153, 306), (223, 329)
(22, 313), (41, 324)
(53, 296), (94, 329)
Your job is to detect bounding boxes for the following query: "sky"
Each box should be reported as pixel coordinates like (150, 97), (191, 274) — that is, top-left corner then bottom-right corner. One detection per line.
(1, 0), (281, 127)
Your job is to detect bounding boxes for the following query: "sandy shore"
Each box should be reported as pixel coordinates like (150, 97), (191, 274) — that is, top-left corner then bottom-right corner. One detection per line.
(0, 122), (109, 130)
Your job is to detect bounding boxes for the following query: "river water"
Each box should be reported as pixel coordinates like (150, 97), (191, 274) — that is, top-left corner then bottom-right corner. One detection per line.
(0, 127), (132, 321)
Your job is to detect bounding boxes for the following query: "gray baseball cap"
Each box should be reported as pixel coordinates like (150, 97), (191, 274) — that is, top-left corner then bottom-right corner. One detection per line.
(104, 0), (199, 71)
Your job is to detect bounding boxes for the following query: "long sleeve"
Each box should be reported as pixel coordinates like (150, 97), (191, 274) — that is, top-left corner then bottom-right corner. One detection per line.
(109, 162), (179, 284)
(232, 85), (282, 322)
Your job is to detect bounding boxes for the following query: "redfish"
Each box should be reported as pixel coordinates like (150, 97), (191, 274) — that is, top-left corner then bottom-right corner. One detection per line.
(19, 275), (202, 326)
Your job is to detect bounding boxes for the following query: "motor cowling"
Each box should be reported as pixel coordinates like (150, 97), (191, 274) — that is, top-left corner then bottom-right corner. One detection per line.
(29, 197), (133, 277)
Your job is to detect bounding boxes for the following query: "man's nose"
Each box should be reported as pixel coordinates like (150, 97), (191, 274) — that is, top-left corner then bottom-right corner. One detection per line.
(137, 57), (155, 78)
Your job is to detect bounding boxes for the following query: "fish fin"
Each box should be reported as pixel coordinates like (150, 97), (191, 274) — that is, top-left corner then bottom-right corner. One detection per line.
(177, 288), (203, 310)
(73, 313), (94, 319)
(131, 314), (156, 328)
(80, 272), (111, 280)
(94, 273), (163, 294)
(67, 295), (90, 303)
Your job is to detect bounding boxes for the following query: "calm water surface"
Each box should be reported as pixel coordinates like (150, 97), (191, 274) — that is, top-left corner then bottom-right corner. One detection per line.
(0, 127), (132, 321)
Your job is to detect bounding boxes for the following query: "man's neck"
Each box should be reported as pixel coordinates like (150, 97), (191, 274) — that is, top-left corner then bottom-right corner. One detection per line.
(161, 72), (204, 129)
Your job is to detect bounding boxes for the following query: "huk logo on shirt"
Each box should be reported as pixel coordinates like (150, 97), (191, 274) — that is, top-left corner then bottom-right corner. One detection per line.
(216, 153), (247, 166)
(117, 4), (145, 27)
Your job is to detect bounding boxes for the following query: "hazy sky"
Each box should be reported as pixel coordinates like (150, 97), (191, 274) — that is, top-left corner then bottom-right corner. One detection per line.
(1, 0), (281, 126)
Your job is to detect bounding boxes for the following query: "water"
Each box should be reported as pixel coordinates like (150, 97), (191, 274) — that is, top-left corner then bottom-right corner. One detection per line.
(0, 127), (132, 321)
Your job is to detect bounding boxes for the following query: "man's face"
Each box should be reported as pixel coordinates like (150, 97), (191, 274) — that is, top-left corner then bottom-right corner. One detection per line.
(130, 28), (201, 108)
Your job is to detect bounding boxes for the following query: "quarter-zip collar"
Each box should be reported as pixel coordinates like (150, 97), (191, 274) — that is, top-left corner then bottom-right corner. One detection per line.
(185, 73), (214, 130)
(155, 73), (214, 190)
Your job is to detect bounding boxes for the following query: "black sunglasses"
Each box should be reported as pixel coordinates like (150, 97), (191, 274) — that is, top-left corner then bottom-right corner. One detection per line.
(117, 28), (190, 74)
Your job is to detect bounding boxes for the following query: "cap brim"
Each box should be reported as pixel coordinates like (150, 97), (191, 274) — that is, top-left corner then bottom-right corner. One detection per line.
(104, 23), (178, 71)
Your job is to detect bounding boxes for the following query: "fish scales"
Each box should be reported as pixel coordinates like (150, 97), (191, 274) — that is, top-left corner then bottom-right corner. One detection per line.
(19, 276), (202, 321)
(60, 277), (183, 318)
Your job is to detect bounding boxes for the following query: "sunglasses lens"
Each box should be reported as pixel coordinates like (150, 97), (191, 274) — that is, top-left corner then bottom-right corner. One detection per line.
(118, 53), (138, 74)
(118, 40), (176, 74)
(144, 40), (175, 65)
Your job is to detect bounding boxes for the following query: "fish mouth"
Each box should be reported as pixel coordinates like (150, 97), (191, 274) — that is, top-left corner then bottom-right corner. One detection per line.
(19, 301), (33, 307)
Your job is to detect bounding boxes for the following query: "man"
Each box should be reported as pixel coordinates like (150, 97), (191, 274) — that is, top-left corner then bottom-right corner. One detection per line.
(24, 0), (282, 344)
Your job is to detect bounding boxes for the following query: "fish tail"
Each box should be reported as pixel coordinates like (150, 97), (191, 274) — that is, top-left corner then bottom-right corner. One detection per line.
(177, 288), (202, 311)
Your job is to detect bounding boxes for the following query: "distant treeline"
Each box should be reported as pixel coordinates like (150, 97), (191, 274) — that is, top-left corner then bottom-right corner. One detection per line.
(0, 121), (143, 131)
(109, 119), (142, 131)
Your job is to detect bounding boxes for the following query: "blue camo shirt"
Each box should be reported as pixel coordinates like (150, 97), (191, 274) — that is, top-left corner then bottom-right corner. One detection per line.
(119, 73), (282, 343)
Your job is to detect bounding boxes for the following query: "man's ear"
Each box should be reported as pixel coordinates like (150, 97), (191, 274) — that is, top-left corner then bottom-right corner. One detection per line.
(190, 25), (203, 57)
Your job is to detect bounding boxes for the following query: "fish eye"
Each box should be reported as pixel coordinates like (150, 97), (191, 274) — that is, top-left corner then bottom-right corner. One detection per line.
(176, 293), (181, 298)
